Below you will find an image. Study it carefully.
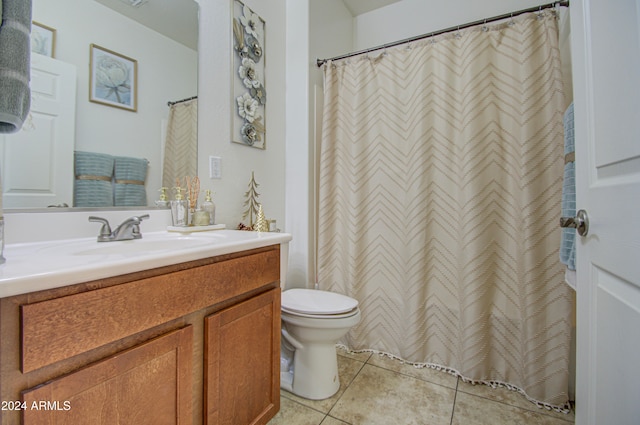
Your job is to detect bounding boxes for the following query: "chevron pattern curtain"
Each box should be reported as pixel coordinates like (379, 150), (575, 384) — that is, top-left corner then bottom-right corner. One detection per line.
(318, 12), (572, 409)
(163, 99), (198, 188)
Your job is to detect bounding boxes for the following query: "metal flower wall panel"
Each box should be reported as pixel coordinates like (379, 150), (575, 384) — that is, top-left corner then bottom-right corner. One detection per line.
(232, 0), (266, 149)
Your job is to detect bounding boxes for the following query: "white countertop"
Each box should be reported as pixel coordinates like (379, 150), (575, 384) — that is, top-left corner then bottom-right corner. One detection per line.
(0, 230), (292, 298)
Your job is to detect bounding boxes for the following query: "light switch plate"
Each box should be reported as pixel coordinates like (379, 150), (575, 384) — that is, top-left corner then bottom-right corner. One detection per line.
(209, 156), (221, 179)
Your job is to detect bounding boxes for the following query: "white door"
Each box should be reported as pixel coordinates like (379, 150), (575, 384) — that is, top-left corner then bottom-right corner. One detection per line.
(0, 54), (76, 208)
(571, 1), (640, 424)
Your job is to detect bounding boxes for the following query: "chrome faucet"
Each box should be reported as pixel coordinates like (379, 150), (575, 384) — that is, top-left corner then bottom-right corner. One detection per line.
(89, 214), (150, 242)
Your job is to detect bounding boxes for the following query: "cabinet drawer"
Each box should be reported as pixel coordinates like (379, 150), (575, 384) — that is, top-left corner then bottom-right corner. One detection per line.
(22, 326), (193, 425)
(21, 247), (280, 372)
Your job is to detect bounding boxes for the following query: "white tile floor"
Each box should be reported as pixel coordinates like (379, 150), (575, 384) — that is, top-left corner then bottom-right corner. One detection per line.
(269, 348), (575, 425)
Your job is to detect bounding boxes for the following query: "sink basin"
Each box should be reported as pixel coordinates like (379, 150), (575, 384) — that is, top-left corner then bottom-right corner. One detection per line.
(74, 237), (214, 256)
(33, 232), (229, 258)
(0, 229), (292, 299)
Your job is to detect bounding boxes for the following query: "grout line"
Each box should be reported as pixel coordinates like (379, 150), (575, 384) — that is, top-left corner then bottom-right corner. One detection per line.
(454, 386), (575, 422)
(280, 392), (332, 417)
(350, 350), (574, 424)
(278, 350), (575, 425)
(449, 378), (460, 425)
(322, 358), (367, 415)
(323, 353), (365, 425)
(322, 414), (353, 425)
(362, 359), (459, 392)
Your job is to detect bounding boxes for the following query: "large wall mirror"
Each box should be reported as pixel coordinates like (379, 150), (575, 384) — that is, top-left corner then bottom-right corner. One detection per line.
(0, 0), (198, 211)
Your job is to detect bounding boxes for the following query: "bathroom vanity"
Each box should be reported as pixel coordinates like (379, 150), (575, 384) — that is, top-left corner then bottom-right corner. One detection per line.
(0, 229), (291, 425)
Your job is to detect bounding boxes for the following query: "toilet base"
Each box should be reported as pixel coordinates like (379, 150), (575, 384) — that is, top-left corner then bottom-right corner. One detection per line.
(281, 343), (340, 400)
(280, 370), (294, 393)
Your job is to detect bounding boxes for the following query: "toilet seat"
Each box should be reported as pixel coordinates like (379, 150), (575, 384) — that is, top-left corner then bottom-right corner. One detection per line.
(281, 289), (359, 316)
(281, 306), (359, 319)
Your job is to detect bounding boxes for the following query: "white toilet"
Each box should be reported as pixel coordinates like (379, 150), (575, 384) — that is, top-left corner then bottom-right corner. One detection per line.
(280, 288), (361, 400)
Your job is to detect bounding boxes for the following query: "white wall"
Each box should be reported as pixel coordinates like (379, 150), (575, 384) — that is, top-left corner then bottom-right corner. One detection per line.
(353, 0), (544, 51)
(284, 0), (354, 289)
(197, 0), (286, 230)
(32, 0), (197, 204)
(310, 0), (354, 64)
(285, 0), (311, 288)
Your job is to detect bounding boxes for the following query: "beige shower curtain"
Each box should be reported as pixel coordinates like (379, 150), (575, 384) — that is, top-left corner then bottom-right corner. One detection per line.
(163, 98), (198, 189)
(317, 11), (573, 410)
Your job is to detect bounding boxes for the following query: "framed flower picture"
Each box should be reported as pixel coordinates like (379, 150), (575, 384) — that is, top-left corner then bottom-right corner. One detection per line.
(231, 0), (266, 149)
(89, 44), (138, 112)
(31, 22), (56, 58)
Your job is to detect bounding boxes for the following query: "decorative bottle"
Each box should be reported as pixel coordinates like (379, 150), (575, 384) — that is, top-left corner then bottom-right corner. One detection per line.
(170, 187), (189, 227)
(202, 190), (216, 225)
(155, 187), (170, 208)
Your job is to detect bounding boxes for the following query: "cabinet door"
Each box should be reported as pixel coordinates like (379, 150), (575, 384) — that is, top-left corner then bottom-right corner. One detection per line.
(205, 288), (280, 425)
(22, 326), (193, 425)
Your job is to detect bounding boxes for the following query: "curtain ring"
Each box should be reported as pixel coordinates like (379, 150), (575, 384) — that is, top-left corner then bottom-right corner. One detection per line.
(482, 19), (489, 32)
(508, 13), (515, 26)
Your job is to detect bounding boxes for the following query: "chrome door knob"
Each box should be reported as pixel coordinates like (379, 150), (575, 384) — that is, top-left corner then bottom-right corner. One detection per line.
(560, 209), (589, 236)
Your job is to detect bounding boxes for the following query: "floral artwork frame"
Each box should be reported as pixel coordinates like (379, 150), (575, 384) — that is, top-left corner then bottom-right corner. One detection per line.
(232, 0), (266, 149)
(31, 21), (56, 58)
(89, 44), (138, 112)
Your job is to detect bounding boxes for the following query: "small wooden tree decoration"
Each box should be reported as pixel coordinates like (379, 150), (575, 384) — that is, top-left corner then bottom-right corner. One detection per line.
(242, 171), (260, 227)
(254, 204), (268, 232)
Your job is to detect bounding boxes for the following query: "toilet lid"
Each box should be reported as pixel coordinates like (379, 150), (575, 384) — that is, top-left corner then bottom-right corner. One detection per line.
(281, 306), (359, 319)
(281, 289), (359, 315)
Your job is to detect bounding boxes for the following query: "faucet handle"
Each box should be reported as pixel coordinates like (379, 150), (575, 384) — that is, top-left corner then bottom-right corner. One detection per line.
(130, 214), (150, 239)
(88, 216), (112, 241)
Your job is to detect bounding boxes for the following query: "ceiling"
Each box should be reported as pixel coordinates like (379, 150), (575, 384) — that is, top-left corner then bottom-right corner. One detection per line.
(342, 0), (403, 16)
(94, 0), (402, 51)
(94, 0), (198, 50)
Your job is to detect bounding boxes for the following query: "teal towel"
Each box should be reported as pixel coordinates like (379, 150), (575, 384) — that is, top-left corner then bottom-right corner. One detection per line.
(114, 156), (148, 206)
(74, 151), (114, 207)
(560, 103), (576, 271)
(0, 0), (31, 133)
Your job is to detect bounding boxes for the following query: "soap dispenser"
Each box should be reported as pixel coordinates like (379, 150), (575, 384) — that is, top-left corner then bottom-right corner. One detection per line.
(155, 187), (170, 208)
(170, 187), (189, 227)
(201, 189), (216, 225)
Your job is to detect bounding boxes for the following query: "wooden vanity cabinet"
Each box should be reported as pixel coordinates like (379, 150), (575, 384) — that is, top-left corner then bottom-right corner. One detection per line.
(204, 288), (280, 425)
(22, 326), (194, 425)
(0, 245), (282, 425)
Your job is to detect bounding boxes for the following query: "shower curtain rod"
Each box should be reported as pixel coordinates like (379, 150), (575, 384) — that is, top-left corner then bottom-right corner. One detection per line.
(316, 0), (569, 67)
(167, 95), (197, 107)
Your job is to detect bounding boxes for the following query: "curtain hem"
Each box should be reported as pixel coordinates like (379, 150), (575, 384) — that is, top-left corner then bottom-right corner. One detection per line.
(336, 344), (572, 414)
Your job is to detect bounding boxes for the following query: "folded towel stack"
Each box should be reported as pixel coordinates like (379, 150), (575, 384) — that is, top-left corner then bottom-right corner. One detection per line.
(114, 156), (148, 206)
(560, 103), (576, 271)
(0, 0), (32, 133)
(73, 151), (149, 207)
(74, 151), (115, 207)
